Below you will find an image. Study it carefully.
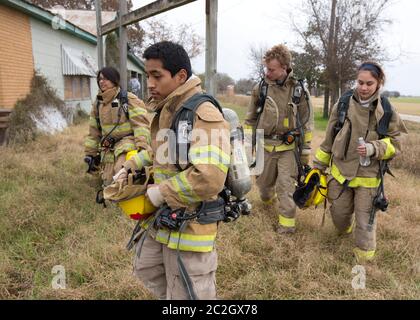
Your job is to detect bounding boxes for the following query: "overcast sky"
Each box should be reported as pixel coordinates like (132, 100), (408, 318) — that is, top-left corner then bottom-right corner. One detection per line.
(132, 0), (420, 96)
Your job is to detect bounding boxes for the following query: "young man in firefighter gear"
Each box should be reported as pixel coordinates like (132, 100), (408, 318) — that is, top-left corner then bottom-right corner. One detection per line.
(84, 67), (151, 187)
(313, 61), (408, 263)
(113, 41), (230, 300)
(244, 44), (314, 234)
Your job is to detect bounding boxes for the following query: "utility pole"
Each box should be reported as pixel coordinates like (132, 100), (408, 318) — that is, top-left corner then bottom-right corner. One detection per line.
(119, 0), (128, 91)
(95, 0), (103, 70)
(324, 0), (337, 118)
(205, 0), (218, 96)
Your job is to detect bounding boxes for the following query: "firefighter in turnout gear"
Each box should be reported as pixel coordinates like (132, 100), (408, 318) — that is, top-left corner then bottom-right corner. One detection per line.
(113, 42), (231, 300)
(313, 61), (408, 263)
(84, 67), (151, 187)
(244, 44), (314, 234)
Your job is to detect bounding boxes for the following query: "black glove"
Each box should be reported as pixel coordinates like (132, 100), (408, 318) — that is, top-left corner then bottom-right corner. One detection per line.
(84, 155), (100, 173)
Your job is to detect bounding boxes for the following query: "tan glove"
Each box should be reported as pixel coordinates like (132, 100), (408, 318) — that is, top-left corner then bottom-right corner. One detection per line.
(366, 143), (375, 157)
(312, 162), (328, 174)
(146, 185), (165, 208)
(300, 148), (311, 166)
(113, 167), (128, 182)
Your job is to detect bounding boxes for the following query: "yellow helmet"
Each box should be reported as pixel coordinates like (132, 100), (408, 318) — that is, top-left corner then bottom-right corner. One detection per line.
(118, 194), (156, 220)
(293, 168), (327, 209)
(117, 150), (156, 220)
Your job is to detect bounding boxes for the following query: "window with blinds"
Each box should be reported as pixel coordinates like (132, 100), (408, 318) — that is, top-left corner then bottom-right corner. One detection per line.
(64, 76), (91, 100)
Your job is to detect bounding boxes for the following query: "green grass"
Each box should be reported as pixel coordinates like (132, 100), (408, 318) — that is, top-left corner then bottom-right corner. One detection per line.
(315, 110), (329, 131)
(221, 102), (248, 123)
(390, 97), (420, 104)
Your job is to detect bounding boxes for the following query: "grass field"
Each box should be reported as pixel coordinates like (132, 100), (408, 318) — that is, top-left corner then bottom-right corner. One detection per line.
(0, 104), (419, 300)
(219, 95), (420, 118)
(311, 96), (420, 116)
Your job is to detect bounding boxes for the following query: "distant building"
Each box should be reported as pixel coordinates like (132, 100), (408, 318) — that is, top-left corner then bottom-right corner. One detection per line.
(226, 85), (235, 96)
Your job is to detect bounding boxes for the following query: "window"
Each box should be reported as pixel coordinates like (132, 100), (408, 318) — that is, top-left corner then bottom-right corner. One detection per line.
(64, 76), (91, 100)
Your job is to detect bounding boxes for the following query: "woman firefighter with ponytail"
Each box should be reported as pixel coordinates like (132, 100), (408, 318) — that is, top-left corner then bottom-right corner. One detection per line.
(313, 61), (408, 262)
(84, 67), (151, 187)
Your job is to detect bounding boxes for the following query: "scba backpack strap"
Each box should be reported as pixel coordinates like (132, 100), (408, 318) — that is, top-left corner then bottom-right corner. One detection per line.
(332, 90), (393, 140)
(170, 93), (224, 171)
(118, 89), (130, 119)
(95, 89), (130, 132)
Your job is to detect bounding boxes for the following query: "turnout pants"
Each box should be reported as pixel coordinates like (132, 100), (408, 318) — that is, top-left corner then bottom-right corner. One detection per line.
(256, 149), (298, 228)
(133, 233), (218, 300)
(328, 178), (378, 253)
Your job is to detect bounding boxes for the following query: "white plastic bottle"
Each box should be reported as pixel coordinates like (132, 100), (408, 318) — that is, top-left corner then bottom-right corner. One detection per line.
(358, 137), (371, 167)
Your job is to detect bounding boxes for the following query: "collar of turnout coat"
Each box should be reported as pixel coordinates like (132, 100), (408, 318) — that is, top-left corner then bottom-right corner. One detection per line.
(264, 70), (296, 88)
(97, 86), (120, 105)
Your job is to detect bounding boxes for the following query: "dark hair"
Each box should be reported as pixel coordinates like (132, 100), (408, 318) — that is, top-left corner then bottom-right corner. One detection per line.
(358, 61), (386, 86)
(143, 41), (192, 79)
(97, 66), (120, 88)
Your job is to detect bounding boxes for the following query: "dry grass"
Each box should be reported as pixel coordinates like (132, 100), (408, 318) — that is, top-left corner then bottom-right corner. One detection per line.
(217, 94), (251, 108)
(0, 118), (419, 300)
(217, 94), (420, 117)
(311, 96), (420, 116)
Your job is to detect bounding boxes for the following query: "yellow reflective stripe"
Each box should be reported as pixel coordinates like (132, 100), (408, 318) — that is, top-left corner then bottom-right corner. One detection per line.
(304, 132), (313, 143)
(189, 145), (230, 164)
(154, 167), (176, 175)
(129, 107), (147, 118)
(345, 219), (355, 234)
(189, 145), (230, 173)
(85, 137), (99, 149)
(331, 164), (381, 188)
(264, 142), (295, 152)
(133, 150), (152, 170)
(279, 215), (296, 227)
(134, 127), (151, 144)
(381, 137), (396, 160)
(89, 117), (99, 128)
(155, 228), (170, 244)
(102, 122), (132, 135)
(154, 167), (177, 184)
(102, 152), (114, 163)
(167, 231), (216, 252)
(283, 118), (289, 128)
(169, 171), (201, 204)
(190, 158), (229, 173)
(315, 148), (331, 166)
(353, 248), (375, 261)
(244, 124), (253, 131)
(114, 143), (136, 157)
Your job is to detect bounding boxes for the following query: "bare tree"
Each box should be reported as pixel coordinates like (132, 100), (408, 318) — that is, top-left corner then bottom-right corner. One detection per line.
(293, 0), (391, 117)
(235, 78), (257, 95)
(248, 44), (269, 81)
(140, 18), (204, 59)
(291, 50), (323, 94)
(215, 73), (235, 94)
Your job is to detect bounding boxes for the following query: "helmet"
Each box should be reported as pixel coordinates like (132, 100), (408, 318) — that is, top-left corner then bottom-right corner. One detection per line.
(293, 168), (327, 209)
(118, 194), (156, 220)
(107, 150), (156, 220)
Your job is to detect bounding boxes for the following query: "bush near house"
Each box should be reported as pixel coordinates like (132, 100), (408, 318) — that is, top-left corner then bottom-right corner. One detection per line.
(8, 71), (68, 144)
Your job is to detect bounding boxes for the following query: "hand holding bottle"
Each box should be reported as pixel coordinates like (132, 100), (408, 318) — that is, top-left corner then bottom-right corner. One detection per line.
(357, 137), (371, 167)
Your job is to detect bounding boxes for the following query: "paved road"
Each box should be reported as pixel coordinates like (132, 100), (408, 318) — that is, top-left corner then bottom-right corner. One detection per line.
(400, 114), (420, 123)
